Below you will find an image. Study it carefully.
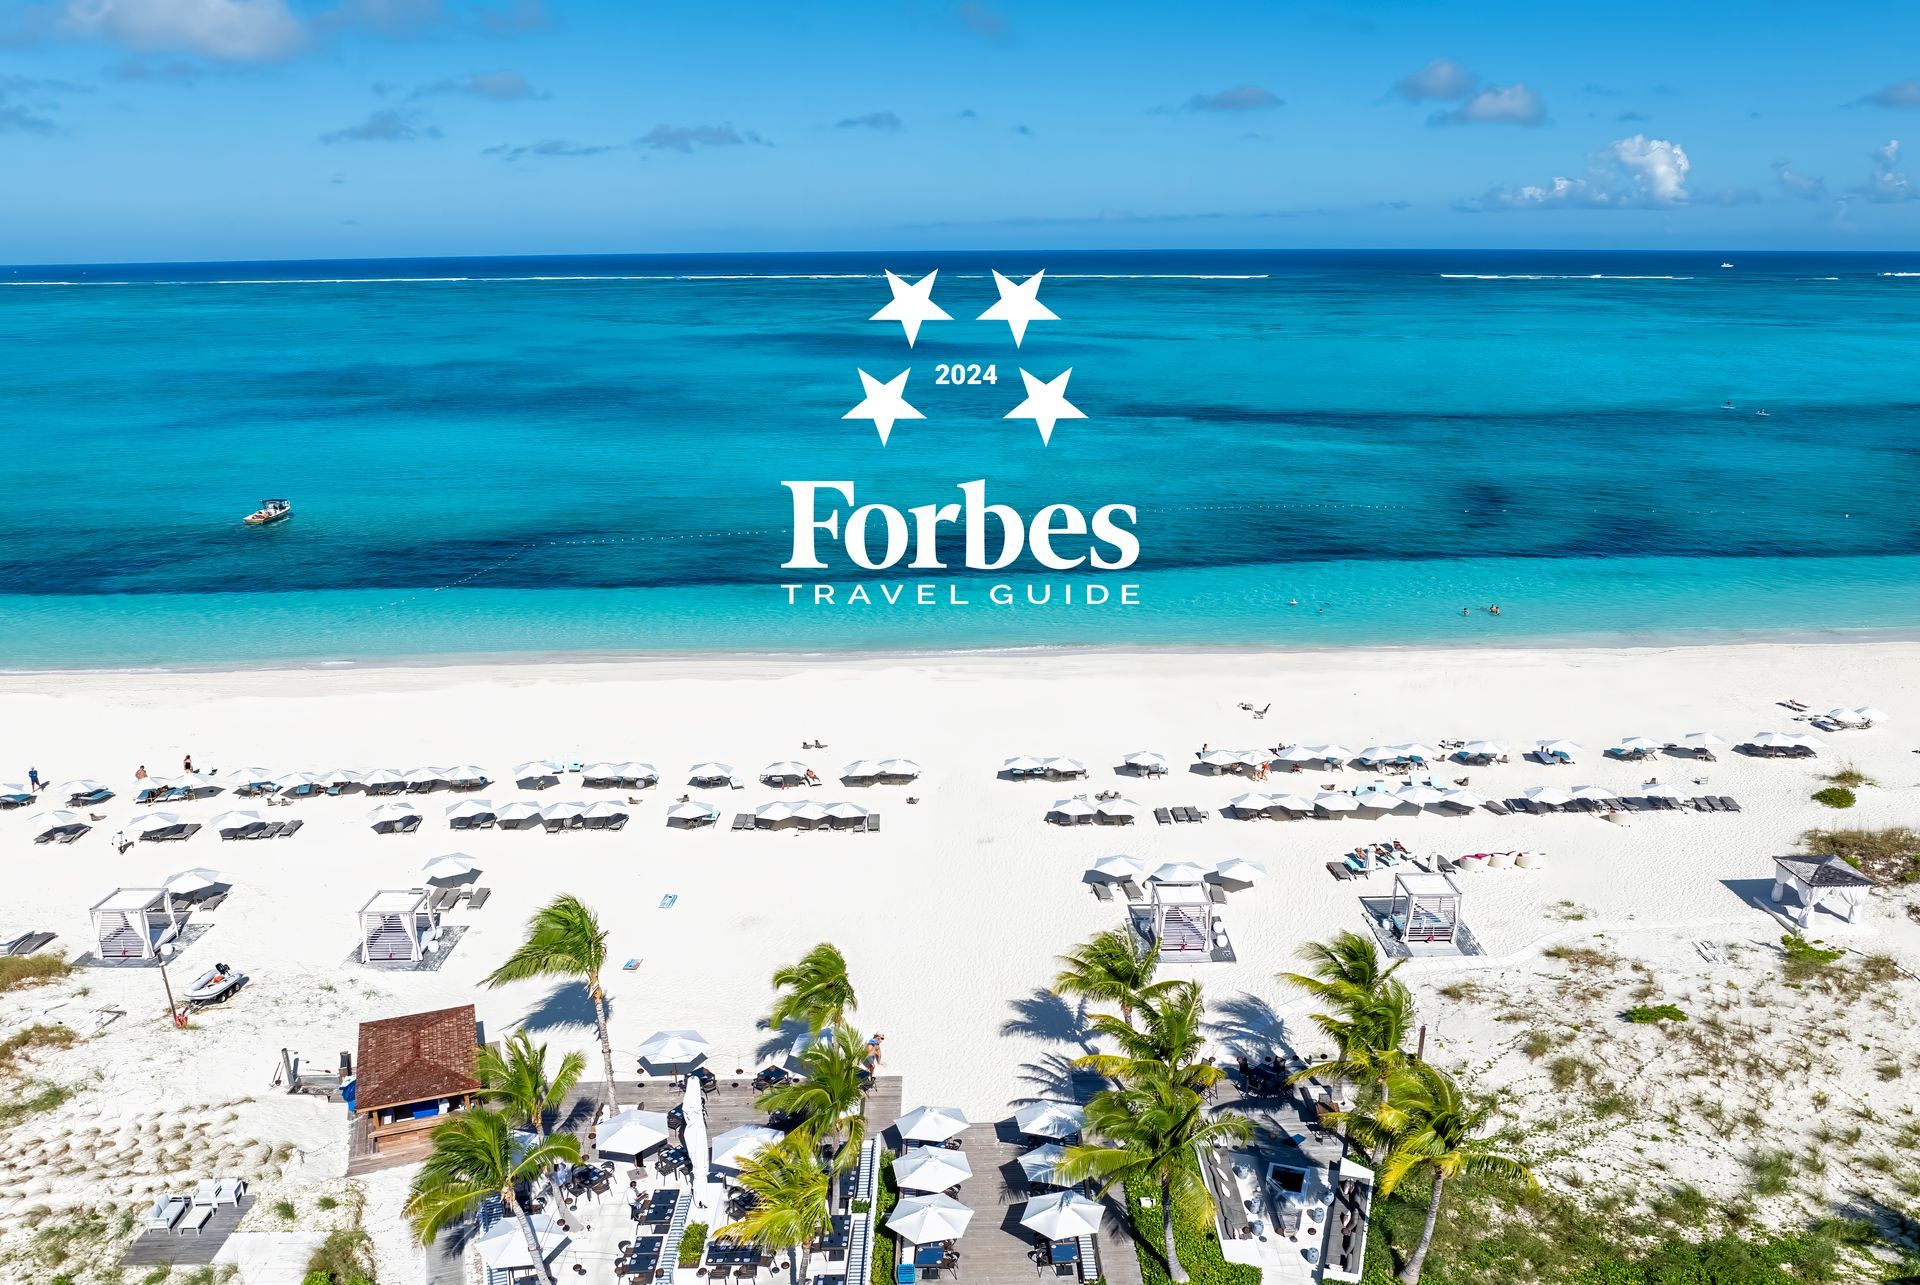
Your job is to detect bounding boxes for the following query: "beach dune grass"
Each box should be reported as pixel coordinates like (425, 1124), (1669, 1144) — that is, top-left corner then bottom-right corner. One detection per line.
(0, 955), (74, 993)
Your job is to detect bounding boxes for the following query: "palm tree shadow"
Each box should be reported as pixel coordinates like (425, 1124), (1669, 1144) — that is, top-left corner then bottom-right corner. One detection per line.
(517, 980), (610, 1033)
(755, 1020), (807, 1063)
(1010, 1050), (1088, 1102)
(1209, 990), (1292, 1059)
(1000, 987), (1094, 1052)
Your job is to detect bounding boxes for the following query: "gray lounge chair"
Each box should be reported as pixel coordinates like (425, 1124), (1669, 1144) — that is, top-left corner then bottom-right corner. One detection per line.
(467, 887), (492, 909)
(278, 817), (303, 837)
(864, 814), (880, 832)
(1718, 796), (1741, 812)
(1154, 807), (1172, 824)
(1090, 881), (1114, 902)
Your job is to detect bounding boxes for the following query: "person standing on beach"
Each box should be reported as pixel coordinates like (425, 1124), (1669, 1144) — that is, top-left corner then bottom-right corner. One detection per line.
(183, 753), (194, 774)
(27, 767), (41, 793)
(865, 1033), (885, 1071)
(135, 765), (148, 781)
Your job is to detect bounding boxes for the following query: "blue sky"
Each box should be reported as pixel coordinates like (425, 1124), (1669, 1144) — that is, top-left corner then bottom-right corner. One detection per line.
(2, 0), (1918, 262)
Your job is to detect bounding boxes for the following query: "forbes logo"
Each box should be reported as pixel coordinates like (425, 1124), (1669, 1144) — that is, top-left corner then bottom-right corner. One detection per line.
(782, 479), (1139, 572)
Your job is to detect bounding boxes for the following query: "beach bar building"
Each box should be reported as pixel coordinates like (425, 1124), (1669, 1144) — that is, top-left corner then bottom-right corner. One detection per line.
(1771, 856), (1872, 927)
(351, 1004), (480, 1157)
(357, 890), (441, 965)
(1389, 872), (1462, 947)
(89, 887), (183, 962)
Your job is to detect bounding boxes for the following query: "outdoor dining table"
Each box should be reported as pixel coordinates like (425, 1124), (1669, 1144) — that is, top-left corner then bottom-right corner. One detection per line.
(1050, 1242), (1080, 1263)
(912, 1246), (947, 1268)
(632, 1190), (676, 1227)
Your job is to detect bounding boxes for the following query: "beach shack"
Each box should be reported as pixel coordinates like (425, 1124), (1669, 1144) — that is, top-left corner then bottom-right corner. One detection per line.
(351, 1004), (480, 1155)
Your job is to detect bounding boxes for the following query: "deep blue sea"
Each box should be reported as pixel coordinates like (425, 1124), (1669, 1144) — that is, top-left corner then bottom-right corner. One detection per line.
(4, 248), (1920, 669)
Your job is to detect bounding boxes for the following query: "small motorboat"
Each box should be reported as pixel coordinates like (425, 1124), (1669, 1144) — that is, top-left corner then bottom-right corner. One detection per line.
(183, 963), (246, 1006)
(244, 499), (292, 526)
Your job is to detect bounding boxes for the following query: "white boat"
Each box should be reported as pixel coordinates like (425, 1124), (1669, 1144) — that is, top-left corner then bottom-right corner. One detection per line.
(244, 499), (292, 526)
(183, 962), (246, 1005)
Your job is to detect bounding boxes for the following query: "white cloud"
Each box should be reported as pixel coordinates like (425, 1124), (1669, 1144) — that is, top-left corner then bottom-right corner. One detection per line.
(1860, 79), (1920, 109)
(1393, 57), (1476, 102)
(413, 70), (545, 101)
(1772, 160), (1825, 200)
(1467, 134), (1691, 210)
(61, 0), (304, 60)
(1181, 84), (1282, 112)
(1859, 138), (1914, 202)
(1431, 82), (1545, 126)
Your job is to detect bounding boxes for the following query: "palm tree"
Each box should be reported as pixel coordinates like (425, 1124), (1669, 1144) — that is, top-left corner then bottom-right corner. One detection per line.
(1277, 930), (1404, 1029)
(1340, 1061), (1537, 1285)
(757, 1023), (869, 1170)
(405, 1108), (582, 1285)
(1058, 1062), (1252, 1284)
(476, 1028), (586, 1202)
(1077, 981), (1221, 1091)
(768, 942), (858, 1035)
(1052, 927), (1178, 1024)
(1279, 931), (1414, 1114)
(714, 1139), (834, 1280)
(485, 895), (618, 1109)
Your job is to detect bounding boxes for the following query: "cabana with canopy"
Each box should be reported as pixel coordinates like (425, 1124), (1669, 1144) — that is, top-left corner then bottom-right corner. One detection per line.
(1149, 878), (1216, 957)
(1771, 856), (1872, 927)
(358, 889), (441, 964)
(90, 887), (183, 961)
(1388, 871), (1462, 947)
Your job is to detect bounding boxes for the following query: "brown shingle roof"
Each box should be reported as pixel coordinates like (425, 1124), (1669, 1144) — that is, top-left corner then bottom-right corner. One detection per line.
(355, 1004), (479, 1114)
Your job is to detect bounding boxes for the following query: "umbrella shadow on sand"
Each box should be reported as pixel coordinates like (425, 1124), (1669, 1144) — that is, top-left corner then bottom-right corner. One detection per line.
(518, 980), (614, 1034)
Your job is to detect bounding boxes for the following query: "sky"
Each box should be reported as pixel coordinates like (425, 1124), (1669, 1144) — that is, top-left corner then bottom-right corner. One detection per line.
(2, 0), (1919, 262)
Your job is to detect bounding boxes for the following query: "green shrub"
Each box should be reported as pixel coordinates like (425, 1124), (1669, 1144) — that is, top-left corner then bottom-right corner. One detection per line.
(0, 954), (74, 993)
(303, 1228), (374, 1283)
(1123, 1163), (1261, 1285)
(678, 1222), (708, 1267)
(1811, 786), (1855, 810)
(1780, 934), (1845, 982)
(1623, 1004), (1687, 1024)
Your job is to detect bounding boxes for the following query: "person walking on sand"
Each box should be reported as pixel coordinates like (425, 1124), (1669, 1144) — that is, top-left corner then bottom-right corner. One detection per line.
(183, 753), (194, 774)
(864, 1033), (886, 1071)
(27, 767), (42, 793)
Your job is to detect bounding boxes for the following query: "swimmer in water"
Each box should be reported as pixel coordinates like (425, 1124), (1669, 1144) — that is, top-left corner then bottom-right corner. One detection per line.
(1756, 408), (1769, 417)
(1288, 598), (1298, 607)
(1488, 604), (1501, 616)
(1722, 399), (1734, 409)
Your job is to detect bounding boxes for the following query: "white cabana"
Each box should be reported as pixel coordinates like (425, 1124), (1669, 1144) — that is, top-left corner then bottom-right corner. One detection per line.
(1269, 792), (1317, 815)
(823, 801), (871, 826)
(841, 760), (884, 781)
(582, 761), (655, 788)
(1017, 1143), (1069, 1187)
(1390, 871), (1463, 946)
(206, 809), (266, 838)
(1567, 785), (1620, 804)
(444, 765), (491, 788)
(1272, 744), (1325, 763)
(1683, 732), (1725, 750)
(1637, 781), (1688, 801)
(274, 771), (328, 796)
(90, 887), (181, 961)
(598, 1108), (671, 1158)
(888, 1194), (974, 1244)
(366, 802), (421, 833)
(403, 767), (449, 789)
(359, 767), (407, 793)
(1013, 1101), (1086, 1140)
(1000, 755), (1047, 776)
(422, 854), (478, 883)
(1456, 740), (1507, 761)
(513, 763), (561, 789)
(581, 801), (630, 828)
(1399, 742), (1440, 763)
(894, 1105), (970, 1144)
(474, 1214), (568, 1271)
(710, 1124), (782, 1171)
(541, 800), (588, 823)
(1314, 791), (1361, 814)
(894, 1145), (974, 1193)
(1047, 798), (1096, 824)
(665, 800), (719, 828)
(1212, 858), (1268, 885)
(324, 768), (365, 790)
(1091, 857), (1145, 886)
(637, 1029), (710, 1070)
(875, 757), (922, 778)
(1197, 749), (1263, 772)
(1771, 856), (1872, 927)
(357, 889), (439, 964)
(1020, 1190), (1105, 1239)
(58, 778), (113, 802)
(1352, 745), (1401, 766)
(1612, 736), (1661, 756)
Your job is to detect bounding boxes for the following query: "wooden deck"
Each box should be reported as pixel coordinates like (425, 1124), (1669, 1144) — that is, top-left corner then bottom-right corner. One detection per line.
(120, 1196), (255, 1269)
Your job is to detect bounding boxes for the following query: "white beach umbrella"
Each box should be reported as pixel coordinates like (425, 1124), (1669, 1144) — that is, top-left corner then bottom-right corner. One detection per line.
(58, 778), (110, 798)
(895, 1105), (970, 1144)
(1091, 855), (1146, 880)
(1042, 755), (1087, 775)
(0, 782), (31, 798)
(273, 771), (326, 793)
(1353, 746), (1400, 765)
(1122, 750), (1167, 770)
(1001, 755), (1046, 773)
(32, 810), (86, 837)
(326, 768), (365, 787)
(1567, 785), (1620, 803)
(1459, 740), (1508, 758)
(444, 765), (489, 785)
(887, 1193), (975, 1244)
(786, 801), (832, 824)
(1273, 744), (1323, 763)
(1314, 791), (1361, 813)
(366, 801), (420, 827)
(127, 811), (185, 837)
(403, 767), (448, 786)
(666, 800), (718, 823)
(1313, 743), (1355, 762)
(1150, 861), (1211, 884)
(598, 1108), (670, 1157)
(1394, 783), (1448, 807)
(475, 1215), (567, 1270)
(1613, 737), (1661, 754)
(163, 867), (224, 896)
(824, 801), (870, 822)
(841, 760), (883, 780)
(1227, 792), (1277, 813)
(1096, 798), (1140, 821)
(877, 757), (921, 777)
(579, 761), (623, 780)
(638, 1029), (710, 1066)
(1213, 858), (1268, 885)
(1850, 706), (1888, 722)
(1013, 1101), (1086, 1140)
(422, 854), (478, 882)
(762, 761), (812, 782)
(1523, 786), (1573, 808)
(208, 809), (265, 836)
(1682, 732), (1725, 749)
(540, 800), (588, 821)
(1398, 743), (1440, 762)
(1789, 733), (1827, 750)
(513, 762), (560, 787)
(687, 761), (734, 781)
(359, 768), (406, 788)
(1638, 781), (1688, 800)
(1269, 792), (1317, 813)
(496, 801), (544, 824)
(1441, 787), (1488, 809)
(1017, 1143), (1070, 1186)
(1537, 739), (1582, 756)
(582, 801), (628, 821)
(1197, 749), (1246, 768)
(1047, 798), (1096, 822)
(621, 761), (660, 782)
(1020, 1190), (1106, 1240)
(710, 1124), (783, 1171)
(894, 1145), (974, 1193)
(755, 800), (803, 823)
(445, 798), (495, 821)
(225, 768), (276, 791)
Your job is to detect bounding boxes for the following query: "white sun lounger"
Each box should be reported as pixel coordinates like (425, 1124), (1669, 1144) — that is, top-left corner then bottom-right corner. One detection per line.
(145, 1195), (188, 1233)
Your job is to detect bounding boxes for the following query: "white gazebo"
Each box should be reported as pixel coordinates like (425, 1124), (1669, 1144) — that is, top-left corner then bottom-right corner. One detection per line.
(1389, 871), (1462, 947)
(1771, 856), (1872, 927)
(89, 888), (182, 962)
(357, 889), (440, 964)
(1149, 879), (1214, 957)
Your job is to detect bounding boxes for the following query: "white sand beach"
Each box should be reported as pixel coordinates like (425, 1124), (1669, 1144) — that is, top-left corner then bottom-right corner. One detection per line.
(1, 640), (1917, 1280)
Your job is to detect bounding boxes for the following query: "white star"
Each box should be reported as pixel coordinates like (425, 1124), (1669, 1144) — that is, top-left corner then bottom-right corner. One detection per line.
(977, 269), (1058, 346)
(870, 270), (952, 347)
(1005, 367), (1086, 445)
(843, 368), (924, 445)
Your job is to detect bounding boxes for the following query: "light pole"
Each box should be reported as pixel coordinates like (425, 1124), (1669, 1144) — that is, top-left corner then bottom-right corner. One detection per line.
(157, 943), (186, 1028)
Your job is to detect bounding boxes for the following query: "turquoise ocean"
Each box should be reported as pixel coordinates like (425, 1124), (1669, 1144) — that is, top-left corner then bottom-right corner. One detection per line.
(3, 248), (1919, 670)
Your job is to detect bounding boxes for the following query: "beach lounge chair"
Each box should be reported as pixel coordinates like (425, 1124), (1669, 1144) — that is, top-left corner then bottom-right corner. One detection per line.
(429, 888), (459, 912)
(278, 818), (303, 837)
(1718, 796), (1741, 812)
(865, 814), (880, 832)
(732, 814), (753, 830)
(1191, 808), (1209, 821)
(1090, 881), (1114, 902)
(1691, 797), (1714, 811)
(57, 828), (84, 844)
(1207, 884), (1227, 905)
(1154, 807), (1172, 825)
(467, 887), (492, 909)
(197, 891), (229, 910)
(1119, 878), (1144, 901)
(1484, 799), (1511, 816)
(1325, 861), (1355, 882)
(2, 932), (55, 956)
